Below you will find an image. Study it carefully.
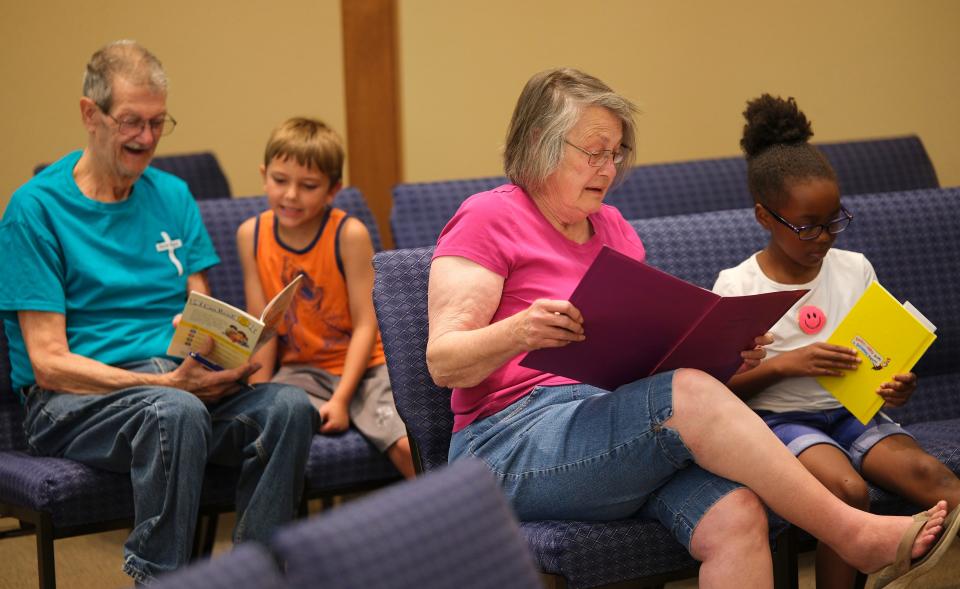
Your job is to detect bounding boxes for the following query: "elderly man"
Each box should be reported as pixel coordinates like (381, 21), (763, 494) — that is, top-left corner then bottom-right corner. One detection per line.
(0, 41), (314, 584)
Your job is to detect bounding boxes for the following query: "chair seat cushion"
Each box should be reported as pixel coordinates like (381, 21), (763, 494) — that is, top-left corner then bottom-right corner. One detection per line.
(519, 519), (698, 588)
(303, 429), (400, 494)
(0, 450), (135, 527)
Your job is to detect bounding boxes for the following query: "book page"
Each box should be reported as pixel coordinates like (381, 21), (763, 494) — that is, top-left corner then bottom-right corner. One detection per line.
(167, 292), (265, 369)
(256, 273), (304, 351)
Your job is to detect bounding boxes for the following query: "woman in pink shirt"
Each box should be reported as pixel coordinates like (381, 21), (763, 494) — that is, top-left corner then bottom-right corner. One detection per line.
(427, 67), (952, 588)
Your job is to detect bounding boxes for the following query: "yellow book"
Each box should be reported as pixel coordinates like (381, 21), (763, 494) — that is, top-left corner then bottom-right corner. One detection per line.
(817, 281), (937, 425)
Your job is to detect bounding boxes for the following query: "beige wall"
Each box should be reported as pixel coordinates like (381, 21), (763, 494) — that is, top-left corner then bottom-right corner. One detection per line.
(0, 0), (345, 210)
(400, 0), (960, 189)
(3, 1), (959, 214)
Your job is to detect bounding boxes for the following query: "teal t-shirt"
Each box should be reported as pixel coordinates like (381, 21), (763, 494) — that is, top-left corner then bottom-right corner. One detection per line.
(0, 150), (220, 390)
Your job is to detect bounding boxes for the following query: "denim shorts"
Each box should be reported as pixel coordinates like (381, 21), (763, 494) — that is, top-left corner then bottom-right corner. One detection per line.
(448, 371), (742, 549)
(758, 407), (915, 471)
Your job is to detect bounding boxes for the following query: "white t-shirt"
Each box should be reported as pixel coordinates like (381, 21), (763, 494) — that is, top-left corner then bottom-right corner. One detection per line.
(712, 249), (876, 413)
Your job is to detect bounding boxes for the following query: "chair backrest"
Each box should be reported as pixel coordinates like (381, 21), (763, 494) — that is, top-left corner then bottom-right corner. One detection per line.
(34, 151), (232, 200)
(332, 187), (384, 251)
(152, 542), (285, 589)
(271, 458), (542, 589)
(632, 187), (960, 423)
(197, 196), (269, 310)
(390, 176), (507, 249)
(388, 135), (939, 249)
(148, 151), (232, 199)
(372, 247), (451, 472)
(0, 322), (27, 452)
(819, 135), (939, 195)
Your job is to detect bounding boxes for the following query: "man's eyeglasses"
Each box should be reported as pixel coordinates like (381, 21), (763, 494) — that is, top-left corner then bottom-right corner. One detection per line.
(564, 140), (630, 167)
(102, 108), (177, 138)
(761, 203), (853, 240)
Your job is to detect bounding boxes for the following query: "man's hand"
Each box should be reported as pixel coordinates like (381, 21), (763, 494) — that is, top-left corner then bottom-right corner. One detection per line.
(318, 397), (351, 434)
(167, 337), (259, 403)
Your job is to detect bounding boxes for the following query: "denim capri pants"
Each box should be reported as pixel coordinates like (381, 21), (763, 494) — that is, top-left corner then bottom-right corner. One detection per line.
(449, 370), (743, 549)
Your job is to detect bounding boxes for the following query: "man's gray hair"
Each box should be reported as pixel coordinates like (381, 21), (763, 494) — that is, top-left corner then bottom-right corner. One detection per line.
(82, 40), (168, 113)
(504, 68), (638, 193)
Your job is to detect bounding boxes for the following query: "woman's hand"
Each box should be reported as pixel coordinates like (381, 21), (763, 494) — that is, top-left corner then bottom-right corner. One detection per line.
(877, 372), (917, 408)
(513, 299), (585, 351)
(735, 333), (774, 375)
(770, 342), (860, 378)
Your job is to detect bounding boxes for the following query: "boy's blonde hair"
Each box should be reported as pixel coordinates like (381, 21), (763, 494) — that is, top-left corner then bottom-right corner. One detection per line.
(264, 117), (344, 187)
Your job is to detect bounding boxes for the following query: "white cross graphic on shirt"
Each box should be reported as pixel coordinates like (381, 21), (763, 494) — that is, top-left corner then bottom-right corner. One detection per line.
(156, 231), (184, 276)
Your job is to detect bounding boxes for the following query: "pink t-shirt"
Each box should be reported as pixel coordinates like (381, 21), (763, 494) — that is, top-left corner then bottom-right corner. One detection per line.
(433, 184), (646, 431)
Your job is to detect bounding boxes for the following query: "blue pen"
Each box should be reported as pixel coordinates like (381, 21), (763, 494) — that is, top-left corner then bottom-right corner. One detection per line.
(188, 351), (224, 372)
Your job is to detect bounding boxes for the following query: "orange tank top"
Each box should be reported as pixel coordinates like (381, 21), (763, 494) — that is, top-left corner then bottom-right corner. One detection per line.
(254, 207), (385, 374)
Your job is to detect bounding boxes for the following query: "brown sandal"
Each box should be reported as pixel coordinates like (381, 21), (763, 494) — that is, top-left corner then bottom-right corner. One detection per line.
(865, 506), (960, 589)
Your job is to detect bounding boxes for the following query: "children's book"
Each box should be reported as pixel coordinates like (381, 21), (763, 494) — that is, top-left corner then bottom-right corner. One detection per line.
(519, 246), (808, 391)
(816, 281), (937, 425)
(166, 274), (304, 370)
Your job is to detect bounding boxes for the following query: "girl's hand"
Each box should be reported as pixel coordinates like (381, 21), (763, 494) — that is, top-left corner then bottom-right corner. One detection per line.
(877, 372), (917, 408)
(512, 299), (585, 351)
(735, 333), (774, 375)
(772, 342), (860, 378)
(318, 398), (351, 434)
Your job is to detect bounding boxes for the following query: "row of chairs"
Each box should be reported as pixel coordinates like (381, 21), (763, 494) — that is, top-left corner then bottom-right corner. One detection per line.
(389, 135), (940, 248)
(152, 458), (542, 589)
(55, 134), (939, 253)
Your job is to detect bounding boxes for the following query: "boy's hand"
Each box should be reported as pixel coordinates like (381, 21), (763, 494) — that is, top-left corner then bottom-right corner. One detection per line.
(772, 342), (860, 378)
(735, 333), (774, 375)
(318, 398), (351, 434)
(878, 373), (917, 408)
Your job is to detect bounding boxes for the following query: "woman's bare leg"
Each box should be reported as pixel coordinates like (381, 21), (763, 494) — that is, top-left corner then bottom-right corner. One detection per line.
(690, 488), (773, 588)
(664, 369), (946, 574)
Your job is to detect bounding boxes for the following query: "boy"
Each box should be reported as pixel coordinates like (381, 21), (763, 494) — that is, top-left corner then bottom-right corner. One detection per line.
(238, 117), (414, 478)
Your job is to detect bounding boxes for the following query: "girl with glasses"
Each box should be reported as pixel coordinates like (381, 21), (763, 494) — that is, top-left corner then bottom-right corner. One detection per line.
(714, 94), (960, 589)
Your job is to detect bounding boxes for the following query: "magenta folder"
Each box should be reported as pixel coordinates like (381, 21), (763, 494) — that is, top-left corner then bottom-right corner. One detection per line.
(519, 246), (807, 391)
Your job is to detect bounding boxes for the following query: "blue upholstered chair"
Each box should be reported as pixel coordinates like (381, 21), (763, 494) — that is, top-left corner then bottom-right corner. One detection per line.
(271, 458), (542, 589)
(148, 151), (232, 199)
(389, 135), (940, 249)
(390, 176), (507, 249)
(34, 151), (232, 200)
(152, 542), (285, 589)
(371, 247), (713, 588)
(0, 319), (242, 589)
(332, 188), (385, 252)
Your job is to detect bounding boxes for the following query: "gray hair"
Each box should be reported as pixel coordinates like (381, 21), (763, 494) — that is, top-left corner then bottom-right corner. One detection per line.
(82, 40), (168, 113)
(504, 68), (638, 193)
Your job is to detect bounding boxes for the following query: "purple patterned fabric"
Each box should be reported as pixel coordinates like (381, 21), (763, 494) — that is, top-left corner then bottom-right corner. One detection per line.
(273, 459), (542, 589)
(152, 542), (285, 589)
(389, 136), (939, 249)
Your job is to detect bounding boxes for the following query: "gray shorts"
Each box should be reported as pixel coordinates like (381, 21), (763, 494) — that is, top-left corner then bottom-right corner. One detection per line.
(272, 363), (407, 452)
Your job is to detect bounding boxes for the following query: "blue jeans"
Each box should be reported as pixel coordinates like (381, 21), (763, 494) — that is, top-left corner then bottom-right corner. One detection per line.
(449, 371), (742, 549)
(22, 358), (316, 584)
